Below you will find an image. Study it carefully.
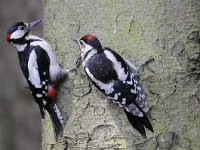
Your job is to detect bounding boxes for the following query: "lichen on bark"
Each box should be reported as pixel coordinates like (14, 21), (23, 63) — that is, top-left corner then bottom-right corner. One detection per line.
(42, 0), (200, 149)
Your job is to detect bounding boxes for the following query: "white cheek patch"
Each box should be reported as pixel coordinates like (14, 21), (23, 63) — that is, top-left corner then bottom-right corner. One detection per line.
(10, 30), (25, 39)
(81, 44), (93, 51)
(80, 44), (93, 59)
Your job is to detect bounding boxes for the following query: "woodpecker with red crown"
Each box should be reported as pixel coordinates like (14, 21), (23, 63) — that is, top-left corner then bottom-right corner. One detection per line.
(74, 34), (153, 137)
(6, 19), (68, 137)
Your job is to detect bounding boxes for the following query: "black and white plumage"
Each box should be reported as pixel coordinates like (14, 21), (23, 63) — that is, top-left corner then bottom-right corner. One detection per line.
(6, 20), (67, 137)
(74, 34), (153, 137)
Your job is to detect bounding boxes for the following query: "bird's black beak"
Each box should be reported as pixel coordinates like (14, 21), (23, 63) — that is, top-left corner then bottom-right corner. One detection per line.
(72, 37), (80, 44)
(28, 19), (42, 29)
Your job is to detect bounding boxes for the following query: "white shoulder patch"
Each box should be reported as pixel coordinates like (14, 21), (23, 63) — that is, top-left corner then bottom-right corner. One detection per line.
(124, 59), (138, 75)
(30, 39), (52, 52)
(27, 35), (43, 40)
(28, 50), (42, 88)
(29, 35), (61, 81)
(104, 50), (128, 81)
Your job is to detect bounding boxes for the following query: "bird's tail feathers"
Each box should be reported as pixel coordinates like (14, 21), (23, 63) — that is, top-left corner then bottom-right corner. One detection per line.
(124, 110), (153, 137)
(45, 102), (64, 138)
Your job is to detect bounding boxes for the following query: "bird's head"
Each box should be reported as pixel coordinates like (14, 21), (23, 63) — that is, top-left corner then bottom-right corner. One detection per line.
(73, 34), (102, 53)
(6, 19), (42, 43)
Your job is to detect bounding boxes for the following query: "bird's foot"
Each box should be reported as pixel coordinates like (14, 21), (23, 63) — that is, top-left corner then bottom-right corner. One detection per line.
(65, 57), (82, 74)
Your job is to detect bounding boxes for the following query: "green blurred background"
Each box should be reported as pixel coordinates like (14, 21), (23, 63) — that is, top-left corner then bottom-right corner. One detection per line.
(0, 0), (42, 149)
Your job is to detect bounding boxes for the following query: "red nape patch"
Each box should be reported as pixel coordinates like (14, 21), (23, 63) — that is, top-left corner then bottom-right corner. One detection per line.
(48, 86), (56, 101)
(81, 34), (96, 40)
(6, 34), (11, 41)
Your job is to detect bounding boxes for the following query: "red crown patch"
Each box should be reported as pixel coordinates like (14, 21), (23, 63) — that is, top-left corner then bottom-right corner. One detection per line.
(81, 34), (96, 40)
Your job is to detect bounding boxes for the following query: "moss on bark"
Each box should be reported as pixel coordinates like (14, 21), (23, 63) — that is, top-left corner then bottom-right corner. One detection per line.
(42, 0), (200, 149)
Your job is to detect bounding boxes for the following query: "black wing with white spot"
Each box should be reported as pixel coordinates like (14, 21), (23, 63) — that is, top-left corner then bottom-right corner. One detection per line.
(124, 59), (149, 111)
(27, 46), (63, 137)
(85, 47), (153, 136)
(103, 48), (149, 114)
(106, 48), (153, 136)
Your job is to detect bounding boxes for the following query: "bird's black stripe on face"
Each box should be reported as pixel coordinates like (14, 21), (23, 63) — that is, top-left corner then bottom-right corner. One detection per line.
(9, 31), (30, 44)
(10, 33), (42, 45)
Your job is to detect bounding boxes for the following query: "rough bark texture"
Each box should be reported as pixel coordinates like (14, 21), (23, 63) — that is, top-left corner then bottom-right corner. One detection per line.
(42, 0), (200, 149)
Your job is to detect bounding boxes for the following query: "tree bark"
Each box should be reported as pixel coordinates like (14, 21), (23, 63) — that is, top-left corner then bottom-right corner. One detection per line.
(42, 0), (200, 149)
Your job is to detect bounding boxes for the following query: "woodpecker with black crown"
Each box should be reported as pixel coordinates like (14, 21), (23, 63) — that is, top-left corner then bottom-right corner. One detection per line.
(6, 19), (68, 138)
(74, 34), (154, 137)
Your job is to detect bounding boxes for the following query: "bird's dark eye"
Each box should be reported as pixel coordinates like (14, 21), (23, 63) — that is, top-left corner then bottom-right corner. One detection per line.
(18, 26), (25, 30)
(80, 41), (83, 45)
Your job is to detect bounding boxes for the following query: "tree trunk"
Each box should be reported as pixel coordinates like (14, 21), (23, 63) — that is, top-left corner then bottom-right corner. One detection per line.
(42, 0), (200, 149)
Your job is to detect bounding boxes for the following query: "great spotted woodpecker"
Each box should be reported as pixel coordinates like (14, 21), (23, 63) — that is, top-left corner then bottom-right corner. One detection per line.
(6, 20), (67, 137)
(74, 34), (153, 137)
